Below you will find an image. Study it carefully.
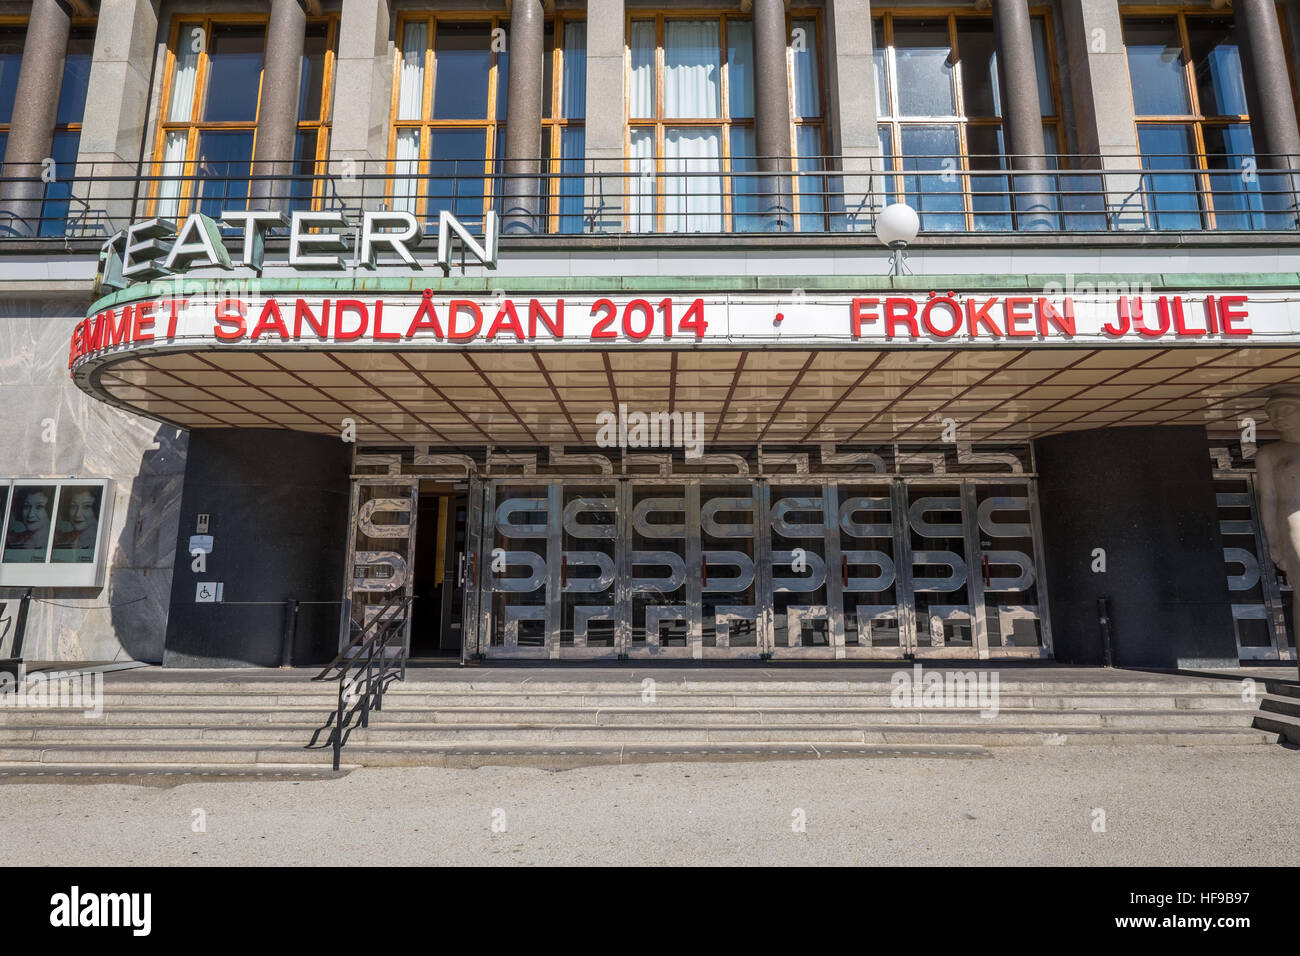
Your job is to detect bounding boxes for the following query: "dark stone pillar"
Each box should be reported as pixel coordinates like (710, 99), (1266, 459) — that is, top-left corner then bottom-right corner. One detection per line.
(502, 0), (545, 233)
(250, 0), (307, 209)
(0, 0), (72, 236)
(162, 429), (351, 667)
(1234, 0), (1300, 222)
(992, 0), (1052, 230)
(1034, 425), (1238, 668)
(753, 0), (792, 230)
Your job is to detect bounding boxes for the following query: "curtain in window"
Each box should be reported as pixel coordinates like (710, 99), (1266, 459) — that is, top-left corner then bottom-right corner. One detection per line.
(398, 22), (427, 120)
(394, 130), (421, 215)
(629, 21), (655, 117)
(665, 127), (721, 231)
(562, 22), (586, 119)
(168, 44), (199, 122)
(664, 20), (720, 119)
(790, 21), (819, 120)
(629, 128), (655, 231)
(156, 132), (189, 220)
(157, 42), (200, 219)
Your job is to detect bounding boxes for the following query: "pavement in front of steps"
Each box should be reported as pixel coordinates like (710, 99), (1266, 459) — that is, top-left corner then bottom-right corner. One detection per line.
(0, 744), (1296, 866)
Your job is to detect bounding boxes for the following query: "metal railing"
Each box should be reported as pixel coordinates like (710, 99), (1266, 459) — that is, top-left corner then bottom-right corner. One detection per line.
(1, 153), (1298, 240)
(311, 591), (411, 771)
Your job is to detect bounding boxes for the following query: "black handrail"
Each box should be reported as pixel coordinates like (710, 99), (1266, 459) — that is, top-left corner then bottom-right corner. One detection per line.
(311, 591), (412, 771)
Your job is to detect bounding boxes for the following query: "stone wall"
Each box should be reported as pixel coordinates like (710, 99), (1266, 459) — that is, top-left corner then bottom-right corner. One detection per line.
(0, 293), (185, 662)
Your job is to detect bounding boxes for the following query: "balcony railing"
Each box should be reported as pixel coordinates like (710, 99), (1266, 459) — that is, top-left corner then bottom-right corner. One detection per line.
(0, 154), (1297, 241)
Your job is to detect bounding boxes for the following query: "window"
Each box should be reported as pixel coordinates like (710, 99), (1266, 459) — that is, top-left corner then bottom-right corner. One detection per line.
(391, 14), (586, 233)
(0, 22), (93, 237)
(0, 24), (21, 163)
(873, 11), (1061, 231)
(627, 11), (825, 233)
(1123, 13), (1286, 230)
(42, 26), (93, 237)
(153, 17), (336, 220)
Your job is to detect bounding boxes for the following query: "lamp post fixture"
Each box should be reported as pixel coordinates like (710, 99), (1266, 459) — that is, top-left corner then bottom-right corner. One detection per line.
(875, 202), (920, 277)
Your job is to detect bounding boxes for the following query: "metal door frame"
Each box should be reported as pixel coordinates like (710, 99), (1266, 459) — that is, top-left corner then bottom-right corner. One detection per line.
(1212, 469), (1295, 661)
(471, 473), (1053, 662)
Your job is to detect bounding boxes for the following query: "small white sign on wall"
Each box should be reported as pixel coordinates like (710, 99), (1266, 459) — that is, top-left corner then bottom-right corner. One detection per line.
(188, 534), (213, 554)
(195, 582), (223, 603)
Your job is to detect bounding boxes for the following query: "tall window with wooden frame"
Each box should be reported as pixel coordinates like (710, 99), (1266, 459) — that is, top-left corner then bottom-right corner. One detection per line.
(0, 21), (21, 164)
(872, 10), (1062, 231)
(390, 14), (587, 234)
(0, 19), (94, 236)
(152, 16), (336, 221)
(1122, 11), (1288, 230)
(627, 12), (825, 233)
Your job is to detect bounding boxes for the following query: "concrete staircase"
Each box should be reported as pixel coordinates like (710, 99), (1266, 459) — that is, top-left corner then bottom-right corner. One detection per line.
(0, 668), (1285, 778)
(1254, 681), (1300, 745)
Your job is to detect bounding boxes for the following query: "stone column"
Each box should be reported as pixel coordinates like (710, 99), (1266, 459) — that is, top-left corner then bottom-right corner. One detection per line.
(1059, 0), (1143, 229)
(583, 0), (623, 233)
(250, 0), (307, 209)
(992, 0), (1051, 229)
(824, 0), (880, 231)
(753, 0), (792, 229)
(74, 0), (160, 236)
(502, 0), (545, 234)
(1234, 0), (1300, 223)
(0, 0), (73, 236)
(327, 0), (392, 211)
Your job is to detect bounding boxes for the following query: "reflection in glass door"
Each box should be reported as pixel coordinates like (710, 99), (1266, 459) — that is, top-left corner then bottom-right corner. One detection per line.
(839, 482), (907, 658)
(701, 482), (762, 659)
(906, 482), (978, 657)
(560, 483), (619, 659)
(485, 483), (553, 658)
(974, 482), (1047, 653)
(768, 482), (836, 659)
(628, 482), (697, 658)
(475, 475), (1052, 661)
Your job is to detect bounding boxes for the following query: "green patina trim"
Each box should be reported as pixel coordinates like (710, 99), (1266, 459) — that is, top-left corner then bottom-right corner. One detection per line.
(87, 270), (1300, 314)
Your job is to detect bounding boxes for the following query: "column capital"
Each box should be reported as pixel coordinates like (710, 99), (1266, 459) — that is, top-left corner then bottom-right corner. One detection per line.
(739, 0), (791, 12)
(504, 0), (555, 15)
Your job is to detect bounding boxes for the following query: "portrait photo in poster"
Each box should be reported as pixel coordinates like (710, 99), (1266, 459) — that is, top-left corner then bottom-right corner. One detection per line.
(49, 485), (104, 564)
(3, 484), (56, 563)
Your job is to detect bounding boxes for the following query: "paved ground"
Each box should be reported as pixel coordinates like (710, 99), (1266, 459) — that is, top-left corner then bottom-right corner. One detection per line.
(1, 745), (1296, 865)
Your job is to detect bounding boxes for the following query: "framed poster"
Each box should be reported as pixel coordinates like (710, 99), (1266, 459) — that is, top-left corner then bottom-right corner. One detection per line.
(4, 483), (57, 563)
(0, 479), (114, 587)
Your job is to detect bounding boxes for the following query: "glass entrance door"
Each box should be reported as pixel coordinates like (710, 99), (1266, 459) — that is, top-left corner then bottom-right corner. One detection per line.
(476, 475), (1052, 660)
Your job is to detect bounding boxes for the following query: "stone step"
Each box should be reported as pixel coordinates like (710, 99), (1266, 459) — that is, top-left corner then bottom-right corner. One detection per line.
(0, 712), (1267, 747)
(1259, 694), (1300, 716)
(1253, 710), (1300, 745)
(0, 707), (1262, 739)
(0, 762), (355, 783)
(81, 688), (1260, 712)
(91, 676), (1264, 697)
(0, 724), (1274, 769)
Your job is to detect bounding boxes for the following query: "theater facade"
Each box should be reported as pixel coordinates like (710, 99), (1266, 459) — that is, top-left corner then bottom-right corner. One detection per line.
(2, 0), (1299, 670)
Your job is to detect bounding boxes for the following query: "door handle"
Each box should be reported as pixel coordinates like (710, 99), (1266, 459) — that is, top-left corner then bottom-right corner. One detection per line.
(982, 554), (990, 587)
(842, 554), (848, 587)
(561, 554), (568, 588)
(469, 553), (477, 588)
(701, 555), (708, 587)
(456, 552), (465, 587)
